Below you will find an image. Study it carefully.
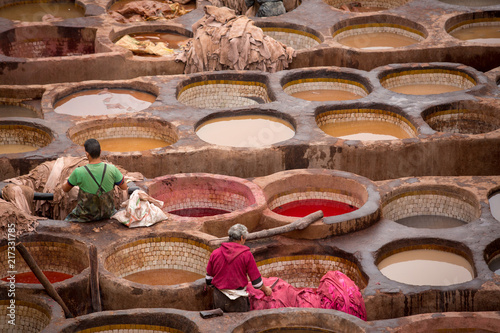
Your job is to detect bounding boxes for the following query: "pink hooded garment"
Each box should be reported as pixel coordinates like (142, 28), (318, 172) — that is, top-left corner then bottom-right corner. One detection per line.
(246, 270), (367, 321)
(206, 242), (262, 290)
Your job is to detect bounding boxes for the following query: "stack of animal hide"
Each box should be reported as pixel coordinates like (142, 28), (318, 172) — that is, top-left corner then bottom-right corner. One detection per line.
(175, 6), (295, 73)
(109, 0), (192, 23)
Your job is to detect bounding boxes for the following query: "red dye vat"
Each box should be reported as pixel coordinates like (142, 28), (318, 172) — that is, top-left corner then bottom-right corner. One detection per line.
(272, 199), (357, 217)
(1, 271), (73, 284)
(168, 207), (230, 217)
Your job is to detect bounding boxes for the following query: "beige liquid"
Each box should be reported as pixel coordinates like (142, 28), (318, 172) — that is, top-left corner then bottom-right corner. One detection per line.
(0, 144), (38, 154)
(338, 32), (419, 49)
(450, 25), (500, 44)
(0, 2), (84, 22)
(489, 192), (500, 222)
(124, 268), (204, 285)
(109, 0), (196, 12)
(196, 115), (295, 147)
(0, 105), (39, 118)
(290, 89), (363, 101)
(390, 84), (463, 95)
(130, 32), (190, 50)
(320, 120), (412, 141)
(99, 137), (169, 152)
(378, 249), (474, 286)
(54, 89), (155, 116)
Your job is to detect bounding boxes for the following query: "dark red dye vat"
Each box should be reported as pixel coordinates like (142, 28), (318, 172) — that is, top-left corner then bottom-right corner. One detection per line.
(168, 207), (230, 217)
(2, 271), (73, 284)
(272, 199), (357, 217)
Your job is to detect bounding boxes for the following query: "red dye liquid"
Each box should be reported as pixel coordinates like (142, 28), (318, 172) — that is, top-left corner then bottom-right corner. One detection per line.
(1, 271), (73, 284)
(168, 207), (230, 217)
(272, 199), (357, 217)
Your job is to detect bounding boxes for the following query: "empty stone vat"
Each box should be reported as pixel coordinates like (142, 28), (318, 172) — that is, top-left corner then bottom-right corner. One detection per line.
(484, 238), (500, 275)
(282, 68), (371, 101)
(0, 235), (90, 314)
(256, 251), (367, 289)
(331, 15), (426, 49)
(68, 116), (178, 152)
(177, 73), (272, 109)
(0, 121), (52, 154)
(52, 308), (200, 333)
(382, 185), (480, 229)
(0, 0), (85, 22)
(100, 235), (212, 310)
(231, 308), (366, 333)
(0, 26), (96, 58)
(147, 173), (266, 237)
(376, 241), (475, 286)
(315, 104), (417, 141)
(379, 65), (477, 95)
(447, 11), (500, 44)
(0, 295), (64, 333)
(256, 22), (322, 50)
(422, 101), (500, 135)
(323, 0), (412, 12)
(195, 109), (295, 147)
(255, 169), (380, 239)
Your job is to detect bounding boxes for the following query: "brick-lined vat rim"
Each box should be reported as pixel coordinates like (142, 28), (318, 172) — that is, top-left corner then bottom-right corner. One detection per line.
(374, 237), (477, 282)
(280, 66), (373, 96)
(421, 99), (500, 135)
(254, 20), (325, 44)
(48, 80), (159, 113)
(0, 100), (43, 119)
(254, 168), (381, 239)
(230, 308), (367, 333)
(445, 10), (500, 41)
(1, 294), (65, 333)
(176, 70), (274, 105)
(48, 308), (200, 333)
(330, 14), (428, 45)
(483, 237), (500, 274)
(322, 0), (413, 11)
(0, 119), (54, 154)
(381, 183), (482, 224)
(143, 172), (267, 237)
(0, 233), (90, 289)
(375, 62), (487, 95)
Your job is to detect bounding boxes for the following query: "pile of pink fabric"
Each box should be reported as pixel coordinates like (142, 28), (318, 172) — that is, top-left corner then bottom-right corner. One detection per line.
(247, 270), (367, 321)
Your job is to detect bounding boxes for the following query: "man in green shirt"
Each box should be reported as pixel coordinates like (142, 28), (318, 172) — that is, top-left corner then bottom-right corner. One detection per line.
(62, 139), (128, 222)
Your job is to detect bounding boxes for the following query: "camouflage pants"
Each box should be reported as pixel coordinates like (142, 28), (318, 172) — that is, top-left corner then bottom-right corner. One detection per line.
(65, 189), (116, 222)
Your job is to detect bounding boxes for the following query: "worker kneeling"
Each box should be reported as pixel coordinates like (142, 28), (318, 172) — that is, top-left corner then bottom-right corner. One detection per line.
(206, 224), (272, 312)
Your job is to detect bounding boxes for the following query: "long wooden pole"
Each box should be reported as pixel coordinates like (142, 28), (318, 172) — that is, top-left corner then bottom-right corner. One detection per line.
(15, 243), (74, 318)
(209, 210), (324, 246)
(89, 244), (102, 312)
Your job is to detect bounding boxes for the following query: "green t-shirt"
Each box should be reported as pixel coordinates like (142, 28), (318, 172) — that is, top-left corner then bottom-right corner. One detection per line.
(67, 163), (124, 194)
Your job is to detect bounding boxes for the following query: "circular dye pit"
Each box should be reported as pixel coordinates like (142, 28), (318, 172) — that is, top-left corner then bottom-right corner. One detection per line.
(380, 67), (476, 95)
(382, 186), (480, 229)
(447, 14), (500, 44)
(259, 328), (334, 333)
(54, 88), (156, 116)
(0, 102), (40, 118)
(0, 26), (96, 58)
(195, 113), (295, 147)
(393, 313), (500, 333)
(324, 0), (412, 12)
(257, 254), (367, 289)
(68, 117), (177, 152)
(332, 18), (425, 50)
(258, 24), (322, 50)
(489, 191), (500, 222)
(257, 169), (380, 239)
(0, 238), (89, 287)
(177, 76), (271, 109)
(0, 1), (85, 22)
(104, 237), (209, 286)
(488, 254), (500, 275)
(316, 107), (417, 141)
(438, 0), (500, 7)
(282, 69), (370, 102)
(0, 122), (52, 154)
(108, 0), (195, 23)
(0, 299), (52, 332)
(377, 246), (475, 286)
(422, 102), (500, 135)
(485, 239), (500, 275)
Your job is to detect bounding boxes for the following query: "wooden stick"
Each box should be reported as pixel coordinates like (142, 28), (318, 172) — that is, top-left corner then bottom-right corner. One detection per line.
(209, 210), (323, 246)
(89, 244), (102, 312)
(15, 243), (74, 318)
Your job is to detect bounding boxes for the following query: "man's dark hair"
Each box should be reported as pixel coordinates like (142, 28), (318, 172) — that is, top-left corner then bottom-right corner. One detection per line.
(84, 139), (101, 159)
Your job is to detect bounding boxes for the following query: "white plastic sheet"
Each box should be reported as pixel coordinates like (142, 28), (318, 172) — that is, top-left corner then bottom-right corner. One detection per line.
(112, 190), (168, 228)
